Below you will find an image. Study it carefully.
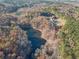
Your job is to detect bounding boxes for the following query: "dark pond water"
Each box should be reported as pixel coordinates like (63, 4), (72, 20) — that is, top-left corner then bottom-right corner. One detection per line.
(40, 12), (54, 17)
(19, 24), (46, 59)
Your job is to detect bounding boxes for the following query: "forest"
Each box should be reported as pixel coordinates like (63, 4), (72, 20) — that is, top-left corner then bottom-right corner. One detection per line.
(0, 0), (79, 59)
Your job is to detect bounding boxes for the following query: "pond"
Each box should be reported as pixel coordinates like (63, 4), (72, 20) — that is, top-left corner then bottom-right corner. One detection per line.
(40, 12), (54, 17)
(19, 24), (46, 59)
